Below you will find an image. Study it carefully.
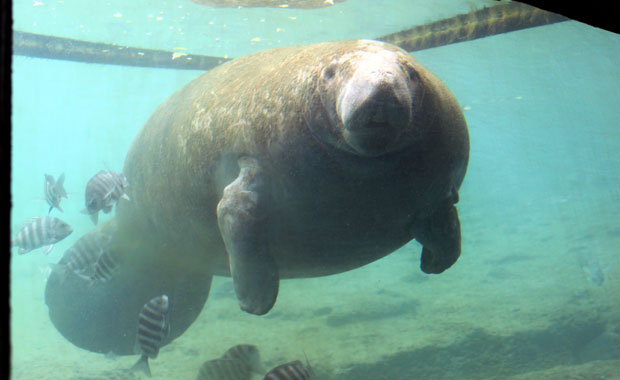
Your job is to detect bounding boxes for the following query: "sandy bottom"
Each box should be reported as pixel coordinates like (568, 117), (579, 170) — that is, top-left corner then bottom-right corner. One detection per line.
(11, 198), (620, 380)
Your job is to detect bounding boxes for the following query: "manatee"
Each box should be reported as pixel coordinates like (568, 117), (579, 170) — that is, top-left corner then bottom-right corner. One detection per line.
(45, 39), (469, 355)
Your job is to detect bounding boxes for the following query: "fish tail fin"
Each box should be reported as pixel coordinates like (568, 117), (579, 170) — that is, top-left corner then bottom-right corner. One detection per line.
(303, 350), (314, 376)
(89, 212), (99, 225)
(56, 173), (68, 198)
(130, 355), (152, 377)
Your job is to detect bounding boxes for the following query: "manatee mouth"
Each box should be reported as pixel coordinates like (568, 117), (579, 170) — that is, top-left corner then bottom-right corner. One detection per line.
(342, 123), (398, 158)
(338, 68), (413, 157)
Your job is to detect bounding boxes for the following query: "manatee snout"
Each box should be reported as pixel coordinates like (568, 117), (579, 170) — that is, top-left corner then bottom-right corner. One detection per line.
(337, 63), (413, 156)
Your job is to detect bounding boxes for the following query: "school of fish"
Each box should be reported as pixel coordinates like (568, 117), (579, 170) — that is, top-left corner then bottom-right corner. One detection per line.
(13, 170), (319, 378)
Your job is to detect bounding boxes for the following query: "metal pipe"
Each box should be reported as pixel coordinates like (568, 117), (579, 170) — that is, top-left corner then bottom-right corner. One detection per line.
(377, 2), (568, 52)
(12, 2), (568, 71)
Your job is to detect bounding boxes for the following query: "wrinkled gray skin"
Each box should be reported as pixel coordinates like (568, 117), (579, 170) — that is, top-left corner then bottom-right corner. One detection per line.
(45, 40), (469, 354)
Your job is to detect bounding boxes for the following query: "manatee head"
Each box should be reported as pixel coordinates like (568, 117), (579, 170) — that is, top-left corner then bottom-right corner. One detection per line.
(313, 41), (422, 157)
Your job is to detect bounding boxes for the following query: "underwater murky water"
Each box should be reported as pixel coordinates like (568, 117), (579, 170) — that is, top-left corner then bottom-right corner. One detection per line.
(11, 1), (620, 379)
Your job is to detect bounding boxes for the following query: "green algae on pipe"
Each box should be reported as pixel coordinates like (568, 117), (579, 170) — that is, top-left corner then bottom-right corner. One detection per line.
(12, 31), (230, 71)
(12, 3), (569, 71)
(377, 2), (569, 52)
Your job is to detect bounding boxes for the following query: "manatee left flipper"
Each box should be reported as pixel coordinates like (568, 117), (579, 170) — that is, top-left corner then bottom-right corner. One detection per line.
(415, 197), (462, 274)
(217, 156), (279, 315)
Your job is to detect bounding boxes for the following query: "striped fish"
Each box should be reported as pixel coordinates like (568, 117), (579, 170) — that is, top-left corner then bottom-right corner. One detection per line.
(44, 173), (68, 214)
(61, 231), (112, 275)
(131, 294), (170, 377)
(263, 360), (313, 380)
(85, 249), (119, 284)
(82, 170), (130, 225)
(12, 216), (73, 255)
(222, 344), (265, 374)
(197, 358), (253, 380)
(52, 231), (112, 283)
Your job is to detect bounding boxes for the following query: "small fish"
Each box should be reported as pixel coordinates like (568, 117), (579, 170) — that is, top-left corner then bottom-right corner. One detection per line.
(12, 216), (73, 254)
(82, 170), (130, 225)
(131, 294), (170, 377)
(44, 173), (68, 214)
(59, 231), (112, 276)
(222, 344), (265, 374)
(82, 249), (119, 284)
(263, 360), (313, 380)
(578, 251), (611, 286)
(197, 358), (253, 380)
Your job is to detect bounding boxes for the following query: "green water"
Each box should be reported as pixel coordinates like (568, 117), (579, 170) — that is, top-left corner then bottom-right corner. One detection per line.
(11, 1), (620, 379)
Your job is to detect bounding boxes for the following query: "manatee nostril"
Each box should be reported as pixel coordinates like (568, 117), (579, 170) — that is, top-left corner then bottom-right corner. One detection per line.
(405, 65), (419, 81)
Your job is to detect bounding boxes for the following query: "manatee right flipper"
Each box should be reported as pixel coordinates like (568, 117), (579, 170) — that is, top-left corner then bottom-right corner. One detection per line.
(415, 198), (462, 274)
(217, 157), (279, 315)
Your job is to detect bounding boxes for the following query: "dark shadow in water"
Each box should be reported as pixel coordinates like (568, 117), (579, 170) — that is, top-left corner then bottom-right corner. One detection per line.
(211, 279), (235, 299)
(340, 316), (615, 380)
(484, 254), (535, 266)
(263, 299), (419, 324)
(325, 299), (419, 327)
(312, 306), (334, 317)
(65, 369), (138, 380)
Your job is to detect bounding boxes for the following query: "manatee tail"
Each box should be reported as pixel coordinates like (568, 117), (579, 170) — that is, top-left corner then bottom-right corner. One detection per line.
(45, 218), (212, 356)
(49, 263), (70, 285)
(130, 354), (151, 377)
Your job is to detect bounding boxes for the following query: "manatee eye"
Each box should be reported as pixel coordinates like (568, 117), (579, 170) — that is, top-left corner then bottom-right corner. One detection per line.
(322, 64), (337, 81)
(318, 63), (338, 94)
